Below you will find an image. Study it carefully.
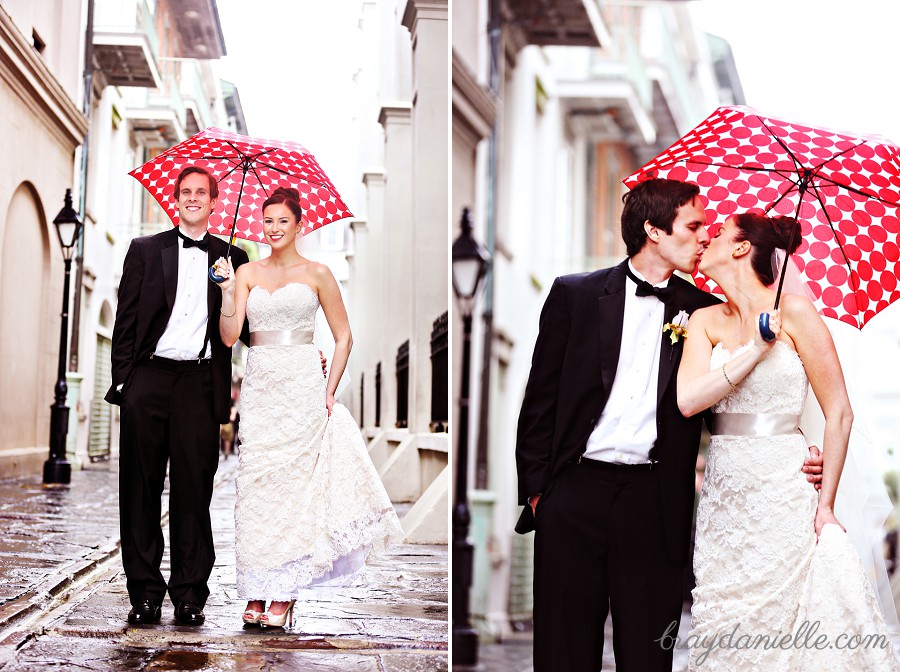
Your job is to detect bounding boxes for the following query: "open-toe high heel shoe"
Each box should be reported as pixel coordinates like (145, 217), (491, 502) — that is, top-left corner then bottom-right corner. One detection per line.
(242, 601), (265, 625)
(242, 609), (263, 625)
(259, 600), (295, 629)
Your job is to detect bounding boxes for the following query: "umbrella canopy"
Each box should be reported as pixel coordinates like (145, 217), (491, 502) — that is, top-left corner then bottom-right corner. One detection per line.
(129, 127), (353, 245)
(623, 106), (900, 329)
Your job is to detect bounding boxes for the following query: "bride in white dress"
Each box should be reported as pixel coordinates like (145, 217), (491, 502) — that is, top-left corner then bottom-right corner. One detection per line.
(677, 211), (899, 670)
(213, 187), (403, 628)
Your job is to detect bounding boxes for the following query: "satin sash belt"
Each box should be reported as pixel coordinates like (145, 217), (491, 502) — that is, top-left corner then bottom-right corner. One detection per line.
(249, 329), (314, 346)
(711, 412), (801, 437)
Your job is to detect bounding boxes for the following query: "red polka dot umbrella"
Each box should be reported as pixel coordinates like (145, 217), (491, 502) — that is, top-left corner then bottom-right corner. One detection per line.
(129, 126), (353, 253)
(623, 106), (900, 329)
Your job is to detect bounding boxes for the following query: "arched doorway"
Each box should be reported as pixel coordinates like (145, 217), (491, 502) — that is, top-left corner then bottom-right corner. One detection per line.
(0, 183), (52, 473)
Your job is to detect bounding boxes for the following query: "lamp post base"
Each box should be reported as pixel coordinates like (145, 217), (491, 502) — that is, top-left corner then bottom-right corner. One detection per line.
(452, 627), (479, 666)
(43, 458), (71, 485)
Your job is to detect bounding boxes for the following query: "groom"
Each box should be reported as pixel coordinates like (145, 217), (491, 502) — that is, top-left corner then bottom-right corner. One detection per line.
(515, 178), (822, 671)
(106, 166), (250, 626)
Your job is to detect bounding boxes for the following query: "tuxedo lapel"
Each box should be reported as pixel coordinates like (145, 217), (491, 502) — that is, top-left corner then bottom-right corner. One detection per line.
(597, 263), (627, 396)
(160, 230), (179, 311)
(656, 280), (688, 408)
(657, 303), (679, 408)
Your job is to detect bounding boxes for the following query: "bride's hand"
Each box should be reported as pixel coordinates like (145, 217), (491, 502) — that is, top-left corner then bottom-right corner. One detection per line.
(753, 309), (781, 350)
(326, 393), (335, 417)
(213, 257), (235, 293)
(814, 504), (845, 539)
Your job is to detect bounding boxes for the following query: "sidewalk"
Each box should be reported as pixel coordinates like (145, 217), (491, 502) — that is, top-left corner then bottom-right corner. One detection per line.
(462, 612), (691, 671)
(0, 458), (123, 638)
(0, 455), (448, 670)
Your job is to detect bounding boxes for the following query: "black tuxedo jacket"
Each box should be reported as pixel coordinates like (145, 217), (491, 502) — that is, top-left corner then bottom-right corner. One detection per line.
(105, 227), (250, 423)
(514, 259), (720, 566)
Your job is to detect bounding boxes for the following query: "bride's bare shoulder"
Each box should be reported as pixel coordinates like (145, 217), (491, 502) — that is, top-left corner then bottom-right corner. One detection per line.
(689, 302), (726, 323)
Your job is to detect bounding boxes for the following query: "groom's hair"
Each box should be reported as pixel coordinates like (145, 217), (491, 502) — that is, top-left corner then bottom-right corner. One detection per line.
(173, 166), (219, 200)
(621, 178), (700, 256)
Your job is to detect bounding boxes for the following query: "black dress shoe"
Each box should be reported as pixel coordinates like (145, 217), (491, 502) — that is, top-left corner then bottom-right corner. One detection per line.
(174, 600), (205, 626)
(127, 600), (162, 625)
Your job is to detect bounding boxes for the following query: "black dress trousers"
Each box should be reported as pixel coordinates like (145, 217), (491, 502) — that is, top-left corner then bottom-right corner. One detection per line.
(533, 460), (684, 672)
(119, 357), (220, 607)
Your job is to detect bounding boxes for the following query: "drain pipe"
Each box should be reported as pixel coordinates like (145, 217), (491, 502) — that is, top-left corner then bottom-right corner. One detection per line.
(69, 0), (94, 372)
(474, 0), (501, 490)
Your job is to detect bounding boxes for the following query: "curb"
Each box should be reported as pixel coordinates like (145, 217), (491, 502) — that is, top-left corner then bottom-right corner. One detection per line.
(0, 458), (237, 639)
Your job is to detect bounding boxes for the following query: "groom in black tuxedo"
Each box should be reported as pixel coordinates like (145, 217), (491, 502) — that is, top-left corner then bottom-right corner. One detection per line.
(106, 166), (250, 626)
(516, 179), (716, 670)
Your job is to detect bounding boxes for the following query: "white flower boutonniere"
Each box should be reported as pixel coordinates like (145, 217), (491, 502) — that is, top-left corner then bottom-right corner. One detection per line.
(663, 310), (690, 345)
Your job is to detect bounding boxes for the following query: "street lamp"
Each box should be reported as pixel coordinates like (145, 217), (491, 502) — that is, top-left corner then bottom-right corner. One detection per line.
(451, 207), (489, 666)
(43, 189), (82, 485)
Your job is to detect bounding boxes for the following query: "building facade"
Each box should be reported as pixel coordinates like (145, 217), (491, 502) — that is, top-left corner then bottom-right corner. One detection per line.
(0, 0), (238, 478)
(0, 0), (88, 476)
(345, 0), (449, 544)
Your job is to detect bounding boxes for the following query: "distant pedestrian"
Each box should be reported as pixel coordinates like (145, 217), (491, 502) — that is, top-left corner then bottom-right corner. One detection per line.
(106, 166), (250, 627)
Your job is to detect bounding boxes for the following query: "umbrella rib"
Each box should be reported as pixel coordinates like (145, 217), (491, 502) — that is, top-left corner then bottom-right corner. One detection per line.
(764, 182), (800, 214)
(759, 119), (807, 176)
(678, 160), (806, 189)
(254, 160), (327, 188)
(216, 163), (245, 181)
(810, 142), (863, 173)
(224, 142), (275, 166)
(247, 162), (271, 198)
(806, 181), (863, 326)
(812, 174), (900, 207)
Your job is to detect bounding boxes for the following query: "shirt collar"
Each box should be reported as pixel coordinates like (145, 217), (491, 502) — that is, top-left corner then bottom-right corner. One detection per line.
(627, 260), (670, 289)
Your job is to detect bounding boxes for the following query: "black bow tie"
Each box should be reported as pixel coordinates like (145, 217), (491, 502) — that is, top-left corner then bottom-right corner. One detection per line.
(178, 230), (209, 252)
(625, 266), (673, 304)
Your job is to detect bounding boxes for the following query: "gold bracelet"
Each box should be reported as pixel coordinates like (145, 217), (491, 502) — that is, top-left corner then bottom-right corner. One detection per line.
(722, 363), (738, 390)
(220, 306), (236, 318)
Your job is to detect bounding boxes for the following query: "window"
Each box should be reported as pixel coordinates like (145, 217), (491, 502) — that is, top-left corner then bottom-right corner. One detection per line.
(318, 221), (344, 251)
(430, 312), (448, 432)
(396, 341), (409, 428)
(32, 30), (46, 55)
(375, 362), (382, 428)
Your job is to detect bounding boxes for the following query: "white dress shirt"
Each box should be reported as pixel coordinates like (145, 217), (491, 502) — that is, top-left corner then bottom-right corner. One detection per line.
(155, 231), (211, 360)
(583, 261), (667, 464)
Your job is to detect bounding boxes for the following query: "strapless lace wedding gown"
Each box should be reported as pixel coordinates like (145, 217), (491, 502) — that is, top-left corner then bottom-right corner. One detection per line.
(234, 283), (403, 600)
(690, 341), (899, 671)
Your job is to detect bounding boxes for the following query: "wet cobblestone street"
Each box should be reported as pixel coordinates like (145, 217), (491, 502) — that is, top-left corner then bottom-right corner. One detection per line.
(0, 457), (447, 671)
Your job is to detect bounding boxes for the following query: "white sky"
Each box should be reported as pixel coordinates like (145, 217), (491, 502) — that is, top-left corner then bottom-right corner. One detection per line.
(214, 1), (362, 213)
(690, 0), (900, 142)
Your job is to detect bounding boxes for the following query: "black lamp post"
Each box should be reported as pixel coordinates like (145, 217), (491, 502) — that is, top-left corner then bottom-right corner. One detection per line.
(43, 189), (83, 485)
(451, 207), (489, 666)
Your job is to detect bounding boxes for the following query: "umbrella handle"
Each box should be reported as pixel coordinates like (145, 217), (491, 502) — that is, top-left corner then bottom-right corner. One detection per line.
(208, 233), (236, 284)
(758, 312), (777, 342)
(209, 265), (225, 284)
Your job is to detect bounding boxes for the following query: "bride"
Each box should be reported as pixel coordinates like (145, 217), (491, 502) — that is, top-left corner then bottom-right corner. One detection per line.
(677, 211), (899, 670)
(213, 187), (403, 628)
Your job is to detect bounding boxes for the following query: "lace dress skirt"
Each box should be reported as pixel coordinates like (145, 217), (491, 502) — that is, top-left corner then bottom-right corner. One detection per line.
(234, 284), (403, 600)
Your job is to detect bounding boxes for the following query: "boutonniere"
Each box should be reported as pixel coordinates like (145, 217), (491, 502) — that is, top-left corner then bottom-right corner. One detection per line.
(663, 310), (690, 345)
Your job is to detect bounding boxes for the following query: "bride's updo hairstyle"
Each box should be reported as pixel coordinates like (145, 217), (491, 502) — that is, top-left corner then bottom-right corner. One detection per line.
(263, 187), (304, 222)
(732, 212), (802, 286)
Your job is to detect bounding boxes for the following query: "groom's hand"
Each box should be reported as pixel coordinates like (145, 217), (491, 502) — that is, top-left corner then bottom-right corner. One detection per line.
(318, 350), (327, 378)
(802, 445), (824, 491)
